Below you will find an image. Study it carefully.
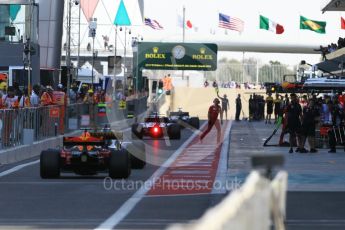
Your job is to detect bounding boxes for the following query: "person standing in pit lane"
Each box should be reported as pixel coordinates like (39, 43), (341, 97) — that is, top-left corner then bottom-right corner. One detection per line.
(273, 94), (282, 123)
(248, 94), (255, 122)
(286, 93), (303, 153)
(235, 94), (242, 121)
(265, 93), (274, 124)
(300, 99), (319, 153)
(217, 92), (230, 124)
(200, 98), (221, 144)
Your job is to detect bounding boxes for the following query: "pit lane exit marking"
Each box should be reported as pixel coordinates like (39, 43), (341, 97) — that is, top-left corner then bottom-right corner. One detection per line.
(95, 122), (207, 230)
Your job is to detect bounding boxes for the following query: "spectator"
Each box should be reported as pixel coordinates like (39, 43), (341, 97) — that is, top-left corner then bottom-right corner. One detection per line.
(204, 80), (209, 87)
(19, 88), (30, 108)
(0, 78), (7, 96)
(40, 86), (54, 106)
(84, 89), (95, 104)
(69, 84), (78, 104)
(2, 86), (19, 109)
(30, 84), (40, 107)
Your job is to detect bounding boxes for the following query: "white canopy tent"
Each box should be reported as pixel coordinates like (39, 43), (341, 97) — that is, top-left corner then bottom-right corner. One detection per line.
(76, 62), (102, 84)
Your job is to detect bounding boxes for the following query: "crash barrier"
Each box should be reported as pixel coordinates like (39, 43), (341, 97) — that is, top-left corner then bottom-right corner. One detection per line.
(168, 171), (288, 230)
(0, 97), (148, 150)
(0, 106), (61, 149)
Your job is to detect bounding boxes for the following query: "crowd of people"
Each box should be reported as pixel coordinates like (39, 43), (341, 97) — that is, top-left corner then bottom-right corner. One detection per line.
(0, 83), (114, 109)
(315, 37), (345, 60)
(204, 80), (264, 90)
(248, 92), (345, 153)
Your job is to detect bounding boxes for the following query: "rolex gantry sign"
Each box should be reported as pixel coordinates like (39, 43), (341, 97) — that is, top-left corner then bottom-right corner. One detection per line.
(138, 42), (218, 71)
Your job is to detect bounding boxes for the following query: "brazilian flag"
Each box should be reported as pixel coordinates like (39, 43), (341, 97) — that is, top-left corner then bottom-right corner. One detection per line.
(300, 16), (326, 34)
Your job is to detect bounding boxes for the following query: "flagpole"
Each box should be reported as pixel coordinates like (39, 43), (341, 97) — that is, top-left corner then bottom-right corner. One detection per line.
(114, 24), (118, 93)
(182, 6), (185, 80)
(183, 5), (185, 42)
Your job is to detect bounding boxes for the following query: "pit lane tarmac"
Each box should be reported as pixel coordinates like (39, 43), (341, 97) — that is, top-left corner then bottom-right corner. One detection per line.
(0, 121), (232, 229)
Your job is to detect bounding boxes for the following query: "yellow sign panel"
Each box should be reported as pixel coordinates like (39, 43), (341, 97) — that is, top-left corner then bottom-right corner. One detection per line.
(118, 100), (126, 110)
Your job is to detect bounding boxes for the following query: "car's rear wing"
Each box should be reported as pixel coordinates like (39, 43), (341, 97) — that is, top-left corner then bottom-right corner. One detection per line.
(89, 131), (123, 140)
(170, 112), (189, 117)
(63, 137), (106, 147)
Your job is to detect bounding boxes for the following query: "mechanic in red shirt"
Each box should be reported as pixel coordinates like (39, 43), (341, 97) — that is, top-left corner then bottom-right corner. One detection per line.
(200, 98), (221, 143)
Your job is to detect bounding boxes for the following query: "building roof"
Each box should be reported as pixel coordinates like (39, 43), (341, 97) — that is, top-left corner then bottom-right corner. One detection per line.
(322, 0), (345, 13)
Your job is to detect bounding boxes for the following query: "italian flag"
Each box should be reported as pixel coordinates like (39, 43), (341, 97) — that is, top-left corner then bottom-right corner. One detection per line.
(259, 15), (284, 34)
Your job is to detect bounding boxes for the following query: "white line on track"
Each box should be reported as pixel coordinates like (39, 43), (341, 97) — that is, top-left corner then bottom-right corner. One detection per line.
(212, 120), (233, 194)
(94, 122), (207, 230)
(0, 160), (39, 178)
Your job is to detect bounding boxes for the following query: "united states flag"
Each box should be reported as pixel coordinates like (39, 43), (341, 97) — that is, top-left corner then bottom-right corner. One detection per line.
(145, 18), (163, 30)
(219, 13), (244, 32)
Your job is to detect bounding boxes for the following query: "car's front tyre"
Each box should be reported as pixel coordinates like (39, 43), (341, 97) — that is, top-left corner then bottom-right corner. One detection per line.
(189, 117), (200, 129)
(131, 123), (143, 139)
(168, 124), (181, 140)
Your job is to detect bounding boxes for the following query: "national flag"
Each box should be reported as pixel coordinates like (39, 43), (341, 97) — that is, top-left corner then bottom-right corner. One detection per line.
(341, 17), (345, 30)
(300, 16), (326, 34)
(218, 13), (244, 32)
(144, 18), (163, 30)
(259, 15), (284, 34)
(186, 20), (193, 29)
(177, 14), (193, 29)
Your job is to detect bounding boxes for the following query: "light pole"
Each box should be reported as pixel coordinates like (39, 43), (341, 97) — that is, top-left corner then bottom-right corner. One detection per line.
(76, 0), (81, 81)
(25, 0), (35, 96)
(121, 27), (131, 96)
(66, 0), (73, 96)
(89, 18), (97, 88)
(23, 38), (31, 95)
(131, 35), (143, 94)
(113, 24), (118, 94)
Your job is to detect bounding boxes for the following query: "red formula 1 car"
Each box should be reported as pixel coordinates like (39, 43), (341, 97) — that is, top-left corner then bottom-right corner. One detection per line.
(40, 128), (146, 179)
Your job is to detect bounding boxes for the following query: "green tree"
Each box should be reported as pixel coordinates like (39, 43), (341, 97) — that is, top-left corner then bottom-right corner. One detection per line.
(259, 61), (294, 83)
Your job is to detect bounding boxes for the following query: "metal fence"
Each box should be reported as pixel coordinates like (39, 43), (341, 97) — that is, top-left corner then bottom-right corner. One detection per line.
(0, 97), (148, 150)
(205, 63), (297, 84)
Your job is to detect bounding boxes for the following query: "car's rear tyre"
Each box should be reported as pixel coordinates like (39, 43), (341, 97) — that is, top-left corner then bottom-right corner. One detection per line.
(131, 123), (143, 139)
(126, 141), (146, 169)
(189, 117), (200, 129)
(109, 149), (131, 179)
(40, 150), (60, 179)
(168, 124), (181, 139)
